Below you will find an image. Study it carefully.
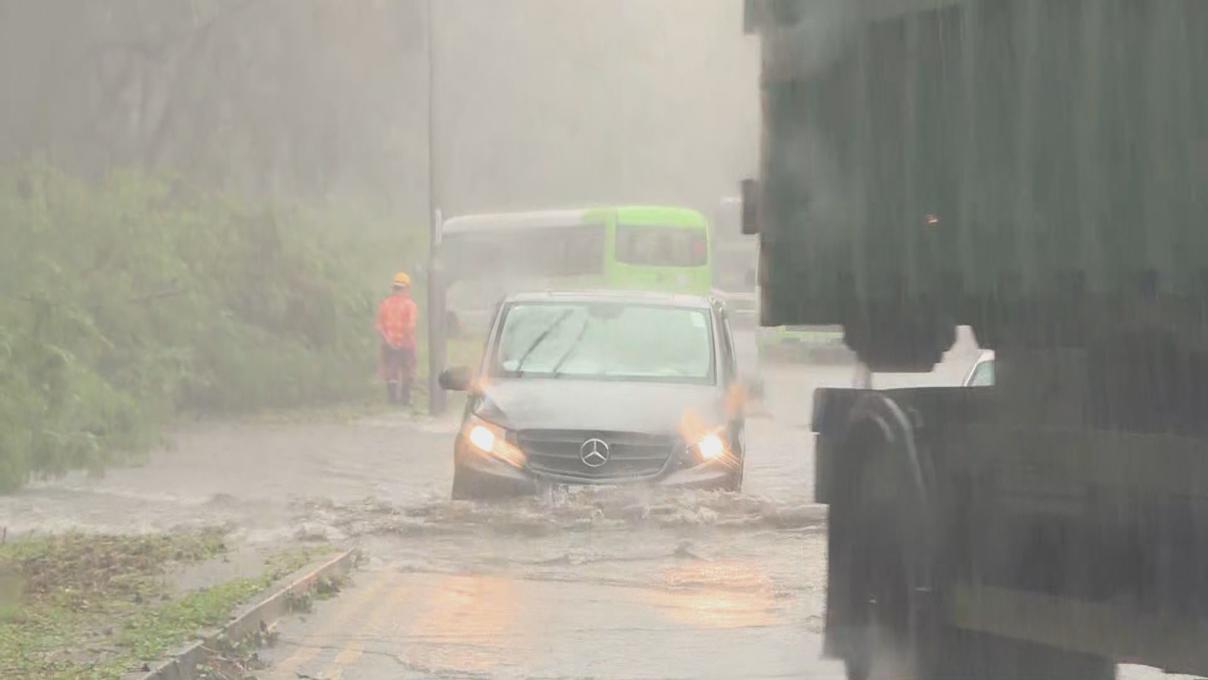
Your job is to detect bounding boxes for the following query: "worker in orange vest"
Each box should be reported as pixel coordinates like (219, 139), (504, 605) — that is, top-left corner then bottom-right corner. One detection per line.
(376, 272), (419, 405)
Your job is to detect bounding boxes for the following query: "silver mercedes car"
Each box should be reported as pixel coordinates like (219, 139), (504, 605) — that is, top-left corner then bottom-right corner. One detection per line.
(438, 290), (748, 499)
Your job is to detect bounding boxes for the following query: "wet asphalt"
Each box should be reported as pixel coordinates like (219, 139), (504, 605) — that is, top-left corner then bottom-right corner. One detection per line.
(30, 330), (1189, 678)
(259, 361), (848, 680)
(0, 341), (973, 679)
(2, 332), (1186, 678)
(251, 337), (1182, 679)
(254, 353), (987, 680)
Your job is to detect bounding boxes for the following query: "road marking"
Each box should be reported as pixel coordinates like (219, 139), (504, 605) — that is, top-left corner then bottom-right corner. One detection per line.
(316, 573), (407, 678)
(266, 568), (395, 678)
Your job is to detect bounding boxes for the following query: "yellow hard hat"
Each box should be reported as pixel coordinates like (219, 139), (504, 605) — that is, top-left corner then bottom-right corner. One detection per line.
(392, 271), (411, 287)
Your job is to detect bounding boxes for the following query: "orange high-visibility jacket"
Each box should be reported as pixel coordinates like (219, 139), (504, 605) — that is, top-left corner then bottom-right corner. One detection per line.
(376, 292), (418, 349)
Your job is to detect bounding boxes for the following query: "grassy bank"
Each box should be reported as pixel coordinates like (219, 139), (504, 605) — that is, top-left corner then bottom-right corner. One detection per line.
(0, 530), (321, 679)
(0, 166), (423, 490)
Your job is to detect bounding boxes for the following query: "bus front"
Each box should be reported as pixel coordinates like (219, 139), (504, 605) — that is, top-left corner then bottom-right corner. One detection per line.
(604, 205), (712, 295)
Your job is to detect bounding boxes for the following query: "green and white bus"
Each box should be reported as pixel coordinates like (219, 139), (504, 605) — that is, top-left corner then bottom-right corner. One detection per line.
(435, 205), (711, 335)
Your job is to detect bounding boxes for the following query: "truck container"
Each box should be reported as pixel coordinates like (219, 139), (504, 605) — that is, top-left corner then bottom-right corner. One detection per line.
(745, 1), (1208, 677)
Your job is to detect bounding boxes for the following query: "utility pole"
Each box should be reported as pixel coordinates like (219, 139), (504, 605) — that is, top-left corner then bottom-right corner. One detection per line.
(425, 0), (447, 416)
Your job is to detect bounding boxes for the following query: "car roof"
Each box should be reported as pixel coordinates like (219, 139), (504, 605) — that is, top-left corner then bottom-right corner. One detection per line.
(502, 289), (716, 310)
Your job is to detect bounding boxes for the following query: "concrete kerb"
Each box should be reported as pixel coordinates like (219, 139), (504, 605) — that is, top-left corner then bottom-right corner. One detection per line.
(789, 503), (828, 529)
(137, 548), (359, 680)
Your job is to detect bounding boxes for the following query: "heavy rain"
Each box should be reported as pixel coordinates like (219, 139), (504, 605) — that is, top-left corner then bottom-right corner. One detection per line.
(1, 1), (1206, 679)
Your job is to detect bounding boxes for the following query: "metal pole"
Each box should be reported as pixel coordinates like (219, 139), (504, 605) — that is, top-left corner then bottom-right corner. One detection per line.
(425, 0), (447, 416)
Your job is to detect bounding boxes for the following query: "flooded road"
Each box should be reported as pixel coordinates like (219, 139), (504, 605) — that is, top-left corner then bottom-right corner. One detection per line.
(0, 336), (981, 679)
(251, 352), (977, 679)
(261, 362), (849, 680)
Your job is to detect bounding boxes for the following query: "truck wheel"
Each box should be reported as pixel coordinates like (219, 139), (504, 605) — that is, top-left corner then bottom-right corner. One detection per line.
(834, 441), (947, 680)
(842, 501), (939, 680)
(840, 480), (1114, 680)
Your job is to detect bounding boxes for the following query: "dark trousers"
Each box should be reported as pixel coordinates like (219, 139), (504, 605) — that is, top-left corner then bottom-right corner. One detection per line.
(380, 344), (417, 404)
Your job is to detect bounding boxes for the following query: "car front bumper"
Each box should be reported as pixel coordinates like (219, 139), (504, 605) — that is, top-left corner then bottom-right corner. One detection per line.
(454, 437), (737, 490)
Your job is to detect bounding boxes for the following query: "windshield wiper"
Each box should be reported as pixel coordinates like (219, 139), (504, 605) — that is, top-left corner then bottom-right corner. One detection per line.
(549, 317), (591, 378)
(513, 309), (574, 376)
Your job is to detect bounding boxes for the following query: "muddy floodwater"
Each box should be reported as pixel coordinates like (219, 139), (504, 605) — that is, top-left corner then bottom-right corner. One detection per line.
(4, 351), (985, 679)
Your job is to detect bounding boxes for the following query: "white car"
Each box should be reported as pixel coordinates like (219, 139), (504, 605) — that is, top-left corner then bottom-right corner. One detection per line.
(964, 350), (995, 387)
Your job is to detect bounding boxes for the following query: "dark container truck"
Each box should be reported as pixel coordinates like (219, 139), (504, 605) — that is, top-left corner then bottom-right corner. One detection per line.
(745, 1), (1208, 678)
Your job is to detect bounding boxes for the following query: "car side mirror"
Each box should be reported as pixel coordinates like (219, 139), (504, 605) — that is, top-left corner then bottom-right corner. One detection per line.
(438, 366), (472, 392)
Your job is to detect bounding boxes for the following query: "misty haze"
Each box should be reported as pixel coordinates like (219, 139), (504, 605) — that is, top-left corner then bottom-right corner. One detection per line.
(2, 2), (1206, 680)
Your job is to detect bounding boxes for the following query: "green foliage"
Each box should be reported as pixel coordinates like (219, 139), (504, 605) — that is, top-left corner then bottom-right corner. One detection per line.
(0, 530), (226, 610)
(0, 530), (324, 679)
(0, 165), (395, 490)
(117, 577), (268, 662)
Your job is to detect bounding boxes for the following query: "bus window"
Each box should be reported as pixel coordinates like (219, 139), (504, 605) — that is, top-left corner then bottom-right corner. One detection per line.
(615, 225), (707, 267)
(442, 224), (606, 280)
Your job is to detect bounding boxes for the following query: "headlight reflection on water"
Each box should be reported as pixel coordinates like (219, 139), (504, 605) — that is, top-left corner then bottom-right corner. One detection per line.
(648, 560), (781, 629)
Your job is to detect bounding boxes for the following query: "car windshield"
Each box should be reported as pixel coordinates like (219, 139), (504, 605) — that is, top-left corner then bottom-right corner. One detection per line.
(493, 301), (714, 383)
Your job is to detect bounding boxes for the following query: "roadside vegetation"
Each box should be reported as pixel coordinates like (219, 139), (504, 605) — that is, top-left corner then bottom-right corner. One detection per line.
(0, 529), (322, 679)
(0, 165), (424, 491)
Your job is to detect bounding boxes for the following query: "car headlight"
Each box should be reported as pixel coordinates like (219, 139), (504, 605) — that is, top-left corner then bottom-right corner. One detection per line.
(693, 430), (729, 463)
(468, 423), (496, 452)
(463, 416), (525, 468)
(697, 432), (725, 460)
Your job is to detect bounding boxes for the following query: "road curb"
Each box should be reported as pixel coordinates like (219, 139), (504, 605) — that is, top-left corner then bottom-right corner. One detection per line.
(785, 503), (828, 528)
(139, 548), (359, 680)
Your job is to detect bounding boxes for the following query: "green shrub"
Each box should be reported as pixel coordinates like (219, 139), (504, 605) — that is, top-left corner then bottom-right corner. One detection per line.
(0, 166), (399, 490)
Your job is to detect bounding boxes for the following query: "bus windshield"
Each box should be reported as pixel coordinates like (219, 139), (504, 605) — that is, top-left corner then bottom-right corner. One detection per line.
(614, 224), (707, 267)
